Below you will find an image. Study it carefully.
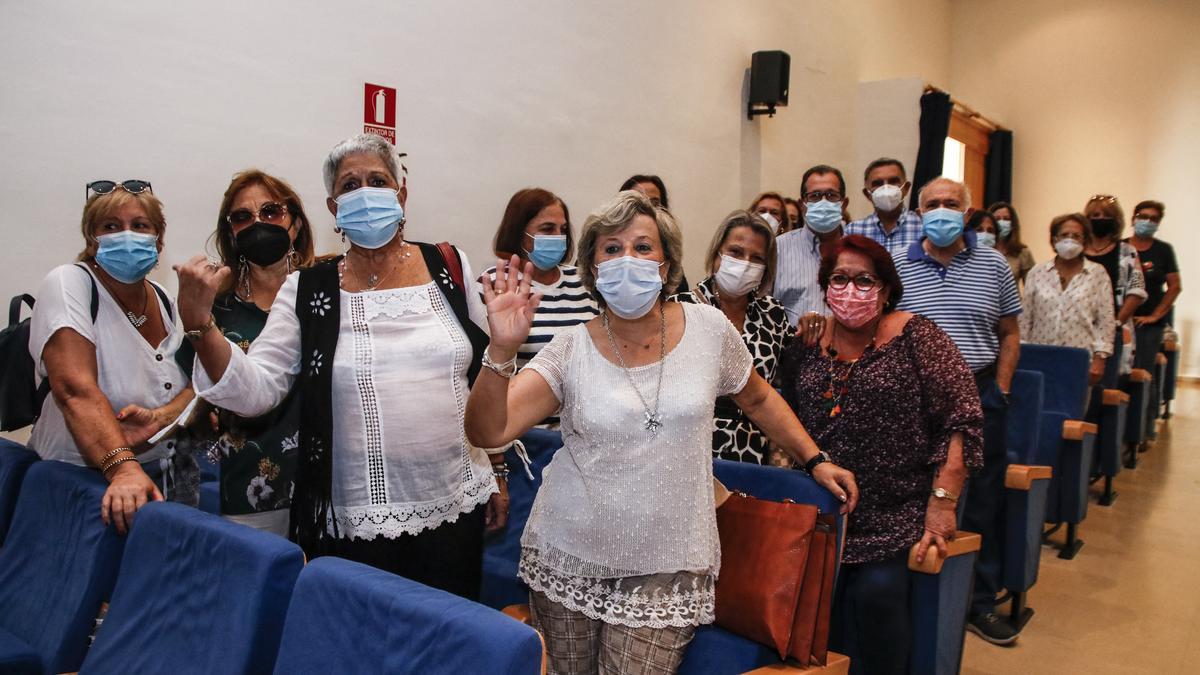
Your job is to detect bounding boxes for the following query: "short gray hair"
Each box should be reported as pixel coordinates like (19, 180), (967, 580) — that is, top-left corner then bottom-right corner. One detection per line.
(917, 176), (972, 210)
(576, 191), (685, 306)
(322, 133), (402, 197)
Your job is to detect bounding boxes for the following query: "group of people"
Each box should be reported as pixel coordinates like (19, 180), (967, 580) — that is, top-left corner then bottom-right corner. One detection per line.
(25, 131), (1181, 674)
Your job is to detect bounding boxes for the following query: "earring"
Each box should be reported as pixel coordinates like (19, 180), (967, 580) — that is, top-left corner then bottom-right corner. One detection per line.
(286, 245), (297, 273)
(238, 256), (251, 300)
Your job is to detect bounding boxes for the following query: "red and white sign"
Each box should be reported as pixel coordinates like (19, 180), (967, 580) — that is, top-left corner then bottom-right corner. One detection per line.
(363, 82), (396, 144)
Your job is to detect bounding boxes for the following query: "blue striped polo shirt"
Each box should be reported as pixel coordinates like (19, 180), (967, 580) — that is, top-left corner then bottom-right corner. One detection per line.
(894, 230), (1022, 372)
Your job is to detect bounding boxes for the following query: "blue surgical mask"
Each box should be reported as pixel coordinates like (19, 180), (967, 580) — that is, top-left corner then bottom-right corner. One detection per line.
(976, 232), (997, 248)
(996, 219), (1013, 239)
(922, 208), (965, 247)
(334, 187), (404, 249)
(804, 200), (842, 234)
(95, 230), (159, 283)
(1133, 219), (1159, 238)
(594, 256), (664, 319)
(525, 233), (568, 271)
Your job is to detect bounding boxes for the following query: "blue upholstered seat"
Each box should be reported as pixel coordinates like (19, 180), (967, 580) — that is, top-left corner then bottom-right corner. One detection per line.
(0, 440), (38, 546)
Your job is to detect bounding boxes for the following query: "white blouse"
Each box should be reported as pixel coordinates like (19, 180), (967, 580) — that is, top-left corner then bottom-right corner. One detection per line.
(194, 251), (496, 540)
(1020, 259), (1116, 357)
(519, 303), (753, 627)
(28, 264), (187, 466)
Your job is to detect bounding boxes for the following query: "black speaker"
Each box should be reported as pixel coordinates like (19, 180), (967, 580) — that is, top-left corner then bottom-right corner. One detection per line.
(748, 50), (790, 118)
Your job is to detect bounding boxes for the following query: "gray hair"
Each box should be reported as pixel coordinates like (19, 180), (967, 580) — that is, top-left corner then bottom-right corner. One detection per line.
(917, 176), (972, 210)
(322, 133), (403, 197)
(576, 190), (685, 306)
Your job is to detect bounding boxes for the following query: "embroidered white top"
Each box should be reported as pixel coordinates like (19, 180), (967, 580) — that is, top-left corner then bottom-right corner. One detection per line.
(519, 302), (753, 627)
(194, 250), (497, 540)
(29, 264), (186, 466)
(1019, 259), (1116, 357)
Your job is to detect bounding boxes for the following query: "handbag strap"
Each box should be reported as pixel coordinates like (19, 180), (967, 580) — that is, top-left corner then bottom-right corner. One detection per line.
(436, 241), (465, 289)
(9, 294), (34, 327)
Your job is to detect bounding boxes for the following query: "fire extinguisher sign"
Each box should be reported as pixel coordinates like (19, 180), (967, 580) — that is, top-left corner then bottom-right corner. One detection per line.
(363, 83), (397, 144)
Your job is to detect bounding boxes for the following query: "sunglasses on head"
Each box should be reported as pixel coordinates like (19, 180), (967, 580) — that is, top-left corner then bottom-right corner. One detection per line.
(86, 180), (153, 200)
(226, 201), (291, 227)
(1089, 194), (1117, 204)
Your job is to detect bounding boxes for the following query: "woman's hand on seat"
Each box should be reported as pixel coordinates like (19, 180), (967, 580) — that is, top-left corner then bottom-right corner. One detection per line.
(811, 462), (859, 514)
(101, 462), (163, 535)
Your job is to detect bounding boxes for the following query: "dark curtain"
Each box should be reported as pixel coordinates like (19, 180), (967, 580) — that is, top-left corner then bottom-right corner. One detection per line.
(909, 91), (953, 210)
(984, 129), (1013, 207)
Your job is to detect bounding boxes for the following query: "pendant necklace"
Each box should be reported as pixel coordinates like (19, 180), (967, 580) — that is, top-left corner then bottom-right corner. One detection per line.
(823, 326), (875, 418)
(602, 305), (667, 433)
(93, 264), (148, 328)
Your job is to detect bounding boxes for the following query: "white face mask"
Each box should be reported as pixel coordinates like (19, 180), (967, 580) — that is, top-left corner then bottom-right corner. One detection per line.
(757, 211), (780, 232)
(1055, 238), (1084, 260)
(870, 183), (905, 212)
(713, 254), (765, 298)
(594, 256), (665, 319)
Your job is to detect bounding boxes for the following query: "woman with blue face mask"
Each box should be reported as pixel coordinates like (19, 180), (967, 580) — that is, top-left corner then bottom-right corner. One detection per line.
(966, 210), (1002, 252)
(987, 202), (1035, 285)
(464, 190), (858, 673)
(480, 189), (599, 415)
(176, 134), (500, 600)
(29, 184), (195, 535)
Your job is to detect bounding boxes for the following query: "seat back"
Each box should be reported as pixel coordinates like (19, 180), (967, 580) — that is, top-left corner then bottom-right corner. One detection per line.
(81, 501), (304, 674)
(1006, 369), (1044, 464)
(1018, 344), (1091, 418)
(0, 460), (125, 673)
(274, 556), (544, 675)
(0, 440), (38, 546)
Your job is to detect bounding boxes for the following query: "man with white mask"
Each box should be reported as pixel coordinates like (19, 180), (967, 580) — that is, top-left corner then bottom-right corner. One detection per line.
(893, 177), (1023, 646)
(846, 158), (924, 257)
(774, 165), (848, 333)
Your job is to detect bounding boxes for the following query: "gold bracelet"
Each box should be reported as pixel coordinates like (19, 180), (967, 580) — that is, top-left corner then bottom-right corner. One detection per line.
(184, 315), (217, 341)
(101, 451), (137, 475)
(100, 446), (133, 464)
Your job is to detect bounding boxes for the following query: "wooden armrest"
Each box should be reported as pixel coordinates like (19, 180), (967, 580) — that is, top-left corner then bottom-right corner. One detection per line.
(1155, 353), (1168, 366)
(1005, 464), (1052, 490)
(908, 531), (982, 574)
(503, 603), (532, 625)
(1163, 340), (1178, 352)
(1102, 389), (1130, 405)
(1129, 368), (1152, 383)
(743, 652), (850, 674)
(1062, 420), (1098, 440)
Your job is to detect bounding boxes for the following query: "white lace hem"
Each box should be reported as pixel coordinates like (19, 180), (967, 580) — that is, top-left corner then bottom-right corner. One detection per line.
(520, 553), (715, 629)
(330, 470), (496, 540)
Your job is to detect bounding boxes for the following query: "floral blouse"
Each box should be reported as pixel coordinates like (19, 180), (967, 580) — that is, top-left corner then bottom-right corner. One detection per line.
(670, 277), (793, 464)
(775, 315), (984, 564)
(177, 293), (299, 515)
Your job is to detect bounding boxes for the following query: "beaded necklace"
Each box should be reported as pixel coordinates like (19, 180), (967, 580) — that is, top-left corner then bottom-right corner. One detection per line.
(822, 328), (876, 418)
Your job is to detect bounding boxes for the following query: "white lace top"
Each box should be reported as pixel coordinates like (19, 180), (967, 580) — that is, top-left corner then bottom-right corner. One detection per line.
(519, 303), (753, 627)
(194, 254), (496, 541)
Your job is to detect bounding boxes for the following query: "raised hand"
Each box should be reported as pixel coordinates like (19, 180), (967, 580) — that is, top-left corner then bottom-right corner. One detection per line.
(174, 254), (231, 329)
(482, 255), (541, 359)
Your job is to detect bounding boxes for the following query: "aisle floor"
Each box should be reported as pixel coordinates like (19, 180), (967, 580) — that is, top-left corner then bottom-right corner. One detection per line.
(961, 383), (1200, 674)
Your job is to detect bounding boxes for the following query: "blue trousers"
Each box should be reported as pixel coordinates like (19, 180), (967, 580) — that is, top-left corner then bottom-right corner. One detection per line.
(962, 376), (1008, 617)
(830, 550), (911, 675)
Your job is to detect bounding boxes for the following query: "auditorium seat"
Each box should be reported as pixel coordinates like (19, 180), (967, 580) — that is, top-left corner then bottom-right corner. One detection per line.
(1161, 338), (1179, 419)
(80, 501), (303, 674)
(908, 531), (982, 675)
(0, 440), (38, 546)
(1091, 387), (1128, 505)
(273, 556), (545, 674)
(0, 461), (125, 674)
(1149, 352), (1168, 435)
(1017, 344), (1096, 559)
(1122, 368), (1153, 468)
(199, 481), (220, 515)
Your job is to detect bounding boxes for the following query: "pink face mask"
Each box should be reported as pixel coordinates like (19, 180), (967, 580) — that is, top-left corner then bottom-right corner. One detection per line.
(826, 284), (881, 329)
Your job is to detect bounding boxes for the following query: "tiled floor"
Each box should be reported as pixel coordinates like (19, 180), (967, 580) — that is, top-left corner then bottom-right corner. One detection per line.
(961, 383), (1199, 674)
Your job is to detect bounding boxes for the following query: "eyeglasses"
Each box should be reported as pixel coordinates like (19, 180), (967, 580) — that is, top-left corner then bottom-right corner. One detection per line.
(803, 190), (843, 203)
(226, 201), (291, 226)
(828, 272), (881, 291)
(86, 180), (152, 200)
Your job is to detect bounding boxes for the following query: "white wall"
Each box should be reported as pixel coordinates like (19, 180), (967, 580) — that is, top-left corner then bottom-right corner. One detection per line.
(950, 0), (1200, 376)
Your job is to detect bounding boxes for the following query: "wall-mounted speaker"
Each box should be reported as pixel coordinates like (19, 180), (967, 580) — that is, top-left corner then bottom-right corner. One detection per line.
(748, 50), (790, 119)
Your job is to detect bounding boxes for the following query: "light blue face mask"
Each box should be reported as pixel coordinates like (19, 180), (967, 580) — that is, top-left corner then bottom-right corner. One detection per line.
(996, 219), (1013, 239)
(922, 208), (965, 247)
(335, 187), (404, 249)
(95, 230), (159, 283)
(525, 233), (567, 271)
(976, 231), (997, 248)
(1132, 219), (1159, 238)
(594, 256), (664, 319)
(804, 200), (843, 234)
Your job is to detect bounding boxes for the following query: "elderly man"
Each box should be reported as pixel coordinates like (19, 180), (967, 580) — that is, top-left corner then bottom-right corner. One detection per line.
(846, 158), (924, 257)
(894, 177), (1022, 646)
(774, 164), (847, 333)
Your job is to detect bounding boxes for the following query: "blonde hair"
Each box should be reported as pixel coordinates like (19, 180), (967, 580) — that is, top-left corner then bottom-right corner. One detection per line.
(77, 190), (166, 262)
(576, 190), (684, 306)
(703, 210), (777, 297)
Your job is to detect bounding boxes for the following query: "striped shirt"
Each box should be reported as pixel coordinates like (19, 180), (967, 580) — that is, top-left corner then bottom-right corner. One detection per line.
(845, 210), (924, 258)
(894, 231), (1022, 372)
(479, 264), (600, 368)
(773, 227), (830, 326)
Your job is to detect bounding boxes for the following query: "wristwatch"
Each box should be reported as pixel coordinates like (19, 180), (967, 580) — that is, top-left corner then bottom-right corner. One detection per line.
(184, 315), (216, 342)
(931, 487), (958, 503)
(802, 451), (831, 476)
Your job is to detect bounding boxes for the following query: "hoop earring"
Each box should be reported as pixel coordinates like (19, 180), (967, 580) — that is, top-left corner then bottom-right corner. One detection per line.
(238, 255), (251, 300)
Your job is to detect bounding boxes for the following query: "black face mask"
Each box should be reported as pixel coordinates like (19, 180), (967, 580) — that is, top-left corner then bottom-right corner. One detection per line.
(235, 222), (291, 266)
(1089, 217), (1117, 239)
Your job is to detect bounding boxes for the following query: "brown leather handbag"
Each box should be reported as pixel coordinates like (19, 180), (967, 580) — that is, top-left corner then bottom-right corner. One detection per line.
(714, 492), (839, 666)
